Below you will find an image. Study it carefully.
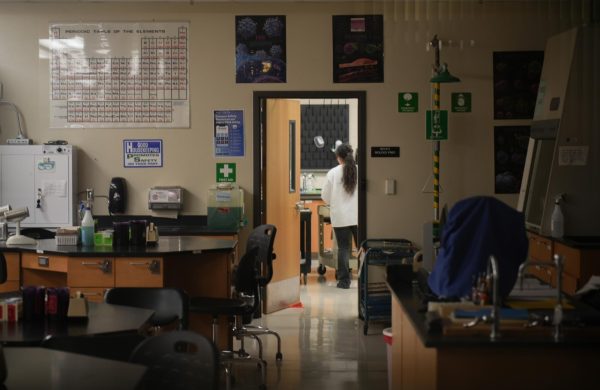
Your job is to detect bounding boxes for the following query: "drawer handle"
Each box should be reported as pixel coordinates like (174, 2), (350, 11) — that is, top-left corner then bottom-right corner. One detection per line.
(81, 260), (112, 274)
(80, 292), (102, 297)
(38, 256), (50, 267)
(128, 260), (161, 274)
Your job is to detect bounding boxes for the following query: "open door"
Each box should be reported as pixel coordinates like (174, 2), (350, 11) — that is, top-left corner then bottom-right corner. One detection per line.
(264, 98), (301, 313)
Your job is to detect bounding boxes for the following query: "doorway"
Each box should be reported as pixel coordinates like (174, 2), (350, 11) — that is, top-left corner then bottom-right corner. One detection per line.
(253, 91), (366, 313)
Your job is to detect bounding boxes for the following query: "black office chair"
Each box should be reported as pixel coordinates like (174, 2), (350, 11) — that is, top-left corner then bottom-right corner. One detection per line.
(188, 245), (266, 390)
(105, 287), (189, 335)
(129, 330), (219, 390)
(236, 224), (282, 361)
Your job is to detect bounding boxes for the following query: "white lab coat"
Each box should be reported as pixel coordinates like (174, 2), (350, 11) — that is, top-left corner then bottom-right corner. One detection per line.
(321, 164), (358, 228)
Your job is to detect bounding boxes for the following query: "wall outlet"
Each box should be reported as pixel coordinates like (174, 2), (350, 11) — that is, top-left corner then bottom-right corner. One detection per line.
(385, 178), (396, 195)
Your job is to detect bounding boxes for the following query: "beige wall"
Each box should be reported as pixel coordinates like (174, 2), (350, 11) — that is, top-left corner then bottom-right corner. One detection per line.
(0, 1), (590, 247)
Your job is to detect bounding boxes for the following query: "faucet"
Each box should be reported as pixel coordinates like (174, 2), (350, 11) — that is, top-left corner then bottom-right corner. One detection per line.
(517, 254), (564, 341)
(488, 255), (500, 341)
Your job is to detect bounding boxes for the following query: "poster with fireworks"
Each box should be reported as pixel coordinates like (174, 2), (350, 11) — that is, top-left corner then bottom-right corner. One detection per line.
(332, 15), (384, 83)
(235, 15), (286, 83)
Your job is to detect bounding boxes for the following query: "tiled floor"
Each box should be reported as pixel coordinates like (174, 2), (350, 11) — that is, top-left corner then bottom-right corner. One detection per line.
(229, 265), (389, 390)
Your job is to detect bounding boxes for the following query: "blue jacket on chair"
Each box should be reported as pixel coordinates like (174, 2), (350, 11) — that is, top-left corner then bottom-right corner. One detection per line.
(428, 196), (529, 300)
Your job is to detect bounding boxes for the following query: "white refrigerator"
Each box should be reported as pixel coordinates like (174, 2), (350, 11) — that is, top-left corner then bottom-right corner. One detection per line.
(0, 145), (78, 228)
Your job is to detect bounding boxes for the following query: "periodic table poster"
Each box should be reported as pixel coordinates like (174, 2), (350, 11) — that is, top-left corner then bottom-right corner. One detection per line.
(48, 22), (190, 128)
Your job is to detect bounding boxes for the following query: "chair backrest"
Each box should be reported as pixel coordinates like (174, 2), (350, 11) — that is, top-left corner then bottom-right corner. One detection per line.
(246, 224), (277, 286)
(105, 287), (189, 330)
(42, 333), (145, 362)
(0, 253), (6, 284)
(129, 330), (219, 390)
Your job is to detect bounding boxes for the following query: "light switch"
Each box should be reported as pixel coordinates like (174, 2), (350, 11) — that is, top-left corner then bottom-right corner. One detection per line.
(385, 178), (396, 195)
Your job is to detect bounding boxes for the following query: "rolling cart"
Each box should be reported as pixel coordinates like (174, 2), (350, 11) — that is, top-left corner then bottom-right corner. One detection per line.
(358, 238), (416, 335)
(316, 204), (357, 279)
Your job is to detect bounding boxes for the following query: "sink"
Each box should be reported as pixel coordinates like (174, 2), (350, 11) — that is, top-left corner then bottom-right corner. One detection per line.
(563, 235), (600, 247)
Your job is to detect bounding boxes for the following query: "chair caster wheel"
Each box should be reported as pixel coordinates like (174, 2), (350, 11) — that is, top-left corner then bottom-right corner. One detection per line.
(276, 352), (283, 361)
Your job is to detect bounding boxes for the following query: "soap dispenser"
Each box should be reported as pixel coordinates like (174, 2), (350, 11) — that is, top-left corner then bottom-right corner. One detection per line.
(551, 194), (565, 238)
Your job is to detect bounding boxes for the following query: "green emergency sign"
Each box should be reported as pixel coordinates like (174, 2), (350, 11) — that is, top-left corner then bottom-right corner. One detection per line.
(216, 163), (236, 182)
(451, 92), (472, 113)
(426, 110), (448, 140)
(398, 92), (418, 113)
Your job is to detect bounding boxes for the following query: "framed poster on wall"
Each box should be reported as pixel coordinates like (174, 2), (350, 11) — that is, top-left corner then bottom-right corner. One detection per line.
(235, 15), (286, 83)
(48, 22), (190, 128)
(332, 15), (384, 83)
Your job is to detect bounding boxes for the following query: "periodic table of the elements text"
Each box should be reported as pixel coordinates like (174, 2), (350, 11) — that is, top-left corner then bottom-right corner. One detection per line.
(49, 23), (190, 128)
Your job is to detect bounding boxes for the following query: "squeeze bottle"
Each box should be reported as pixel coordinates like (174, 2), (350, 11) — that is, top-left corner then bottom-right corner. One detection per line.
(81, 207), (95, 246)
(550, 197), (564, 238)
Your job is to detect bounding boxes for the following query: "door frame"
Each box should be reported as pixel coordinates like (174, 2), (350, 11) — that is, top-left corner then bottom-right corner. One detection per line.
(253, 90), (367, 244)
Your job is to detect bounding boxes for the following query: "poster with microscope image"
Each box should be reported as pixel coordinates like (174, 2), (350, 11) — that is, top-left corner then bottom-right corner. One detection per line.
(235, 15), (286, 83)
(332, 15), (384, 83)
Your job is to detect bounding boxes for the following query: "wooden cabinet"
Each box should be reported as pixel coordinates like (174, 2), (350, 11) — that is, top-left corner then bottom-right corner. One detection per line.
(528, 232), (600, 295)
(115, 257), (163, 287)
(68, 257), (114, 287)
(554, 242), (600, 295)
(0, 252), (21, 293)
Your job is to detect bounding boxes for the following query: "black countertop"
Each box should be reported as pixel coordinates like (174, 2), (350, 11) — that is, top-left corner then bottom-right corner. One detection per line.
(387, 267), (600, 348)
(95, 215), (240, 236)
(0, 236), (237, 257)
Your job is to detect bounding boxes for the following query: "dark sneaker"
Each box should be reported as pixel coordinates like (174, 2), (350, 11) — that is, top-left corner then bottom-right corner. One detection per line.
(337, 281), (350, 289)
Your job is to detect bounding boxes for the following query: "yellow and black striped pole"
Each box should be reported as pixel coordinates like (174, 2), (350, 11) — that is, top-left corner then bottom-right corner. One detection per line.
(432, 82), (441, 244)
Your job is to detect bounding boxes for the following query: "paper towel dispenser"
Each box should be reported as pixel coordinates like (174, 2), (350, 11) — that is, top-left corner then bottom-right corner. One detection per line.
(148, 187), (183, 210)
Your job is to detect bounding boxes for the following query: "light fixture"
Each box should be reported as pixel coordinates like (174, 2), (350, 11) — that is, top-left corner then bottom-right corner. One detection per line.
(331, 139), (342, 153)
(4, 207), (36, 245)
(314, 135), (325, 148)
(430, 63), (461, 83)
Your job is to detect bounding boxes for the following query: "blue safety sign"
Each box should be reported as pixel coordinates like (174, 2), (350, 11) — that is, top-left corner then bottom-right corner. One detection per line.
(123, 139), (163, 168)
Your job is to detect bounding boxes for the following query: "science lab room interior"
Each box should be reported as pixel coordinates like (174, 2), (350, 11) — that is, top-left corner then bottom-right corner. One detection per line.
(0, 0), (599, 389)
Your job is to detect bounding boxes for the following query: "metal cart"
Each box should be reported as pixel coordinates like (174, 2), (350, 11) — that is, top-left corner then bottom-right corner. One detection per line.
(316, 204), (357, 279)
(358, 239), (415, 335)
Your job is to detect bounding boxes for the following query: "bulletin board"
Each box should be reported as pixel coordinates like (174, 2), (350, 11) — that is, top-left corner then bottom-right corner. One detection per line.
(48, 22), (190, 128)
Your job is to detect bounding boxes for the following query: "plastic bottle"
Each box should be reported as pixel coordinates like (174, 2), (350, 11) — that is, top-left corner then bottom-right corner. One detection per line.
(551, 197), (564, 238)
(81, 207), (95, 246)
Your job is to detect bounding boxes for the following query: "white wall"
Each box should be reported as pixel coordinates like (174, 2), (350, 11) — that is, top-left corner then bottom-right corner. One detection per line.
(0, 1), (590, 246)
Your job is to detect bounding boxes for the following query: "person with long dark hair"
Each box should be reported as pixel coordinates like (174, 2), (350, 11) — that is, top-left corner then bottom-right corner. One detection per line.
(321, 143), (358, 289)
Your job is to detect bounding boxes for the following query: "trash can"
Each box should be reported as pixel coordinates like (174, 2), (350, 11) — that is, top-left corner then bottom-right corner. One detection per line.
(383, 327), (393, 390)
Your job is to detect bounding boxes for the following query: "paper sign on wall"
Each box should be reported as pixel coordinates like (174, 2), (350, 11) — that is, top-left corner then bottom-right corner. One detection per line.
(124, 139), (163, 168)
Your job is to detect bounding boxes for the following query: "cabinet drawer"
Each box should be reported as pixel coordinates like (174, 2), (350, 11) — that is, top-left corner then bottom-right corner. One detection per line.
(561, 272), (578, 296)
(4, 252), (20, 281)
(0, 281), (20, 293)
(22, 253), (68, 273)
(528, 234), (553, 262)
(69, 287), (108, 303)
(68, 257), (115, 287)
(531, 265), (553, 285)
(554, 243), (582, 278)
(115, 257), (163, 287)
